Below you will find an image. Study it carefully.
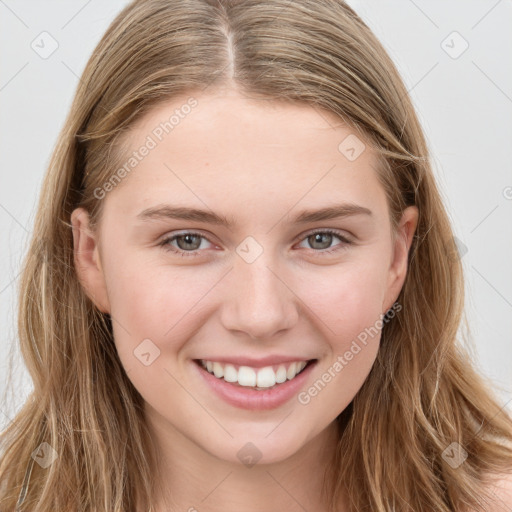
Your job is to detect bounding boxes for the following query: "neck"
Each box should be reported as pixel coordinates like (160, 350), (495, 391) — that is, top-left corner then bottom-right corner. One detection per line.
(140, 410), (345, 512)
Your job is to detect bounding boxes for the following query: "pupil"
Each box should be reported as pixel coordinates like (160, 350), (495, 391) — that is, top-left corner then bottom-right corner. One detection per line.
(310, 233), (332, 250)
(178, 234), (200, 250)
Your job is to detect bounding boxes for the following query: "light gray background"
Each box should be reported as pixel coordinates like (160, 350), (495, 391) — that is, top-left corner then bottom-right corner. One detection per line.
(1, 0), (511, 431)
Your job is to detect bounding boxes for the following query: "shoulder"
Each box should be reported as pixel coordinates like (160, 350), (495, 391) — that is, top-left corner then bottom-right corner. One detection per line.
(484, 471), (512, 511)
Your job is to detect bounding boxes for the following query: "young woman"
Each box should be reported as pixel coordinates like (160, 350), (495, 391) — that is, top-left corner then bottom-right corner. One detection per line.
(1, 1), (511, 511)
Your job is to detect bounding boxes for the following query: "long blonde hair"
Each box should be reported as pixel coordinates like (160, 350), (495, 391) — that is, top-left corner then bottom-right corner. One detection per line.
(1, 1), (511, 510)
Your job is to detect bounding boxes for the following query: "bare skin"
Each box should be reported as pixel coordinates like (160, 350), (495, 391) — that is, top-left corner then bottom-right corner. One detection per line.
(71, 86), (418, 511)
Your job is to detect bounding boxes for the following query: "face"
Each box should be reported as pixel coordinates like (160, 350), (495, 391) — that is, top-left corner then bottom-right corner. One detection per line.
(72, 87), (417, 465)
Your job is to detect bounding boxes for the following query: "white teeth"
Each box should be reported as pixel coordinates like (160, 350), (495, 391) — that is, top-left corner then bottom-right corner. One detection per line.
(286, 362), (297, 380)
(275, 365), (287, 384)
(238, 366), (256, 386)
(223, 364), (238, 383)
(256, 367), (276, 388)
(199, 359), (310, 389)
(212, 362), (224, 378)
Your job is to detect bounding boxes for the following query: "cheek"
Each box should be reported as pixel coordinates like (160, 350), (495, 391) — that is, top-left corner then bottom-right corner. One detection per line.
(303, 259), (388, 335)
(103, 255), (219, 351)
(103, 259), (213, 399)
(290, 264), (387, 419)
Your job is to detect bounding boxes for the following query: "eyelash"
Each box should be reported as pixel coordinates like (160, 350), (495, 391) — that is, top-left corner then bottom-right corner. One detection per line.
(158, 229), (353, 258)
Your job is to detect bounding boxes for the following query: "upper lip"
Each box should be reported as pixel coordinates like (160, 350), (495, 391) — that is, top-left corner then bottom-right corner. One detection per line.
(195, 355), (316, 368)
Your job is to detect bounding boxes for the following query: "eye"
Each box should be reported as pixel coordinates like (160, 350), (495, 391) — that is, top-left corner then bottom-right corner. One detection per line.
(296, 229), (353, 255)
(158, 228), (353, 258)
(158, 232), (215, 257)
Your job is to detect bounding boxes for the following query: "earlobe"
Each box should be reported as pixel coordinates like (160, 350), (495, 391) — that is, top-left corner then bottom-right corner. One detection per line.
(70, 207), (111, 314)
(382, 206), (419, 313)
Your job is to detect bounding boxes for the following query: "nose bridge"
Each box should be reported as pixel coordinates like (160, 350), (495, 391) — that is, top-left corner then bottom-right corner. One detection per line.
(221, 247), (299, 339)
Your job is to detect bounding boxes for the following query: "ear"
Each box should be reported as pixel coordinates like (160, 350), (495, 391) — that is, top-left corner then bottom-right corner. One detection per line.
(70, 207), (111, 314)
(382, 205), (419, 313)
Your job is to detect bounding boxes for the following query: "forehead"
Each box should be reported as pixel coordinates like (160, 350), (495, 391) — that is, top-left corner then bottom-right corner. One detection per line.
(106, 90), (388, 224)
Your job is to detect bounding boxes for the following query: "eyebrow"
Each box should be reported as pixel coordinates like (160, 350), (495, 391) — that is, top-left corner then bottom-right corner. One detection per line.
(136, 203), (373, 228)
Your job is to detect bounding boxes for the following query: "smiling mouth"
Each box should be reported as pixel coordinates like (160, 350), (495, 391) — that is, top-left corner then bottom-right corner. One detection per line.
(193, 358), (317, 390)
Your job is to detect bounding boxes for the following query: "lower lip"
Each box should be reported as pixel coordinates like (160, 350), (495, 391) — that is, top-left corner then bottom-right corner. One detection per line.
(192, 359), (317, 410)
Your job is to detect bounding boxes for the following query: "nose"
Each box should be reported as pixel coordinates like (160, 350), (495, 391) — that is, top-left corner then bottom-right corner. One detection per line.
(220, 256), (300, 340)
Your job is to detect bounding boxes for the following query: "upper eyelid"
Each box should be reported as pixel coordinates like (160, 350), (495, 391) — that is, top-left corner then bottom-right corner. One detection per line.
(162, 230), (216, 245)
